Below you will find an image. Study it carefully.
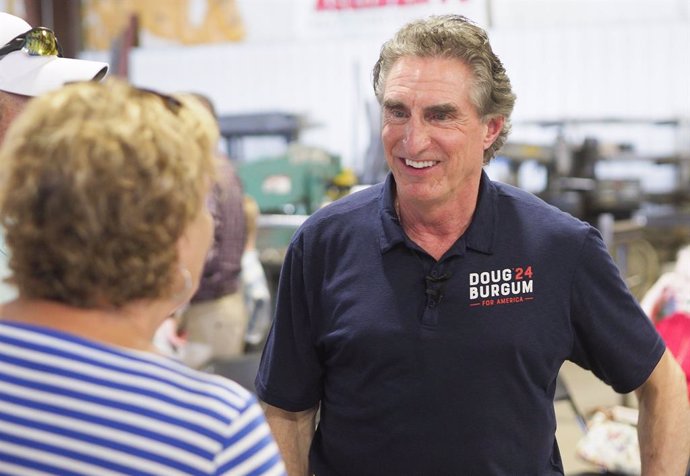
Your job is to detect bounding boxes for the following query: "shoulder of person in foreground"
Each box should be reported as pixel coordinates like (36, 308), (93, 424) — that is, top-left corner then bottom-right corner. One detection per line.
(146, 353), (287, 475)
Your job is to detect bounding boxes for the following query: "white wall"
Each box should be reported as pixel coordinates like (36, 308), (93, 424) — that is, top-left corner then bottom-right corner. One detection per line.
(128, 0), (690, 172)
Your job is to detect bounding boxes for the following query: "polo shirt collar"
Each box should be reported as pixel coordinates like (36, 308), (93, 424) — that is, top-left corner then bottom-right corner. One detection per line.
(378, 170), (497, 255)
(379, 173), (405, 253)
(465, 170), (497, 255)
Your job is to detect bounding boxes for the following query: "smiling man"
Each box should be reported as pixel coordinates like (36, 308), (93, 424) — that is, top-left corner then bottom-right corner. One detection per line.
(256, 15), (690, 475)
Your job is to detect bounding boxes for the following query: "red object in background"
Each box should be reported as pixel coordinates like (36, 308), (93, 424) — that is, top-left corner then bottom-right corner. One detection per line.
(655, 312), (690, 397)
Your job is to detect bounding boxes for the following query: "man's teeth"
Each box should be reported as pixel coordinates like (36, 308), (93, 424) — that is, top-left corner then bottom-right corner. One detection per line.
(405, 159), (435, 169)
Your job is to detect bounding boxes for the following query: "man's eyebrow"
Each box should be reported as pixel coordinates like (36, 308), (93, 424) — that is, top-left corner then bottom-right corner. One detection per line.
(425, 104), (457, 115)
(383, 99), (407, 110)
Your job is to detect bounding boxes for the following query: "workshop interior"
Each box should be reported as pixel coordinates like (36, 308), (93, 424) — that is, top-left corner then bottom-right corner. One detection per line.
(1, 1), (689, 474)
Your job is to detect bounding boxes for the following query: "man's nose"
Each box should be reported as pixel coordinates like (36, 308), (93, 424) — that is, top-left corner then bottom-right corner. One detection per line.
(402, 116), (431, 156)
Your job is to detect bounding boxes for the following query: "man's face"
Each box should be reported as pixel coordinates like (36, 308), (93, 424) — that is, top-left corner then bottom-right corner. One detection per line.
(381, 56), (503, 208)
(0, 91), (30, 145)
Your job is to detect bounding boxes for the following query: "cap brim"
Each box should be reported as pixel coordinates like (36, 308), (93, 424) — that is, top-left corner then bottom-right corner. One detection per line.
(0, 52), (108, 97)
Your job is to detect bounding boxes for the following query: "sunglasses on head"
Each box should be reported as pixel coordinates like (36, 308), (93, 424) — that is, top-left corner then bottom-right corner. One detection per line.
(0, 27), (63, 61)
(135, 87), (184, 114)
(61, 80), (184, 115)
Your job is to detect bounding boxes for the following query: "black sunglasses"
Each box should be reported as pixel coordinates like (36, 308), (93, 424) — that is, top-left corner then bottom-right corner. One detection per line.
(135, 87), (183, 114)
(0, 27), (63, 61)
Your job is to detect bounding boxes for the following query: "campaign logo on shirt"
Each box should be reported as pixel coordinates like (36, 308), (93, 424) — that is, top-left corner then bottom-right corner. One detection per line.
(468, 266), (534, 307)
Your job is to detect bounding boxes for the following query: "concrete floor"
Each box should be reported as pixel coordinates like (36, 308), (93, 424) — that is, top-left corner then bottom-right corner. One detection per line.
(555, 361), (632, 475)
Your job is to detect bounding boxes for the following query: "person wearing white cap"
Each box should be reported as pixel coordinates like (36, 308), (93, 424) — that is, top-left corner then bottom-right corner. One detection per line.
(0, 12), (108, 302)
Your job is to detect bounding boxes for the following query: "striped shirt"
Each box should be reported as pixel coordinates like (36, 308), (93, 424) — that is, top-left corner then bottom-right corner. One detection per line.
(0, 321), (286, 476)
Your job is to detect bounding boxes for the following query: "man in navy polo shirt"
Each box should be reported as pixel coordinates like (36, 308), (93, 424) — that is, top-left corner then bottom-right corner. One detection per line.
(256, 15), (690, 475)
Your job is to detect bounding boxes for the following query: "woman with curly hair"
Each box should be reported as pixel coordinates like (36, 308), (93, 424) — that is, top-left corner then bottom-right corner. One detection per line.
(0, 79), (285, 475)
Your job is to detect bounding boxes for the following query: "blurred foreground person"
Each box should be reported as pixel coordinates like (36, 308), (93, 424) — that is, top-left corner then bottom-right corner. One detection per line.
(0, 11), (108, 302)
(256, 15), (690, 475)
(0, 79), (285, 475)
(0, 11), (108, 143)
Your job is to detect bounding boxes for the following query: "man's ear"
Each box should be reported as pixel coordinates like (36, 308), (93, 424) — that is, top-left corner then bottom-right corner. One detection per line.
(483, 115), (505, 150)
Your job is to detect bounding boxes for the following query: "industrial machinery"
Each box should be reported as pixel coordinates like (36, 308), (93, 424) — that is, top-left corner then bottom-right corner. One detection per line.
(219, 112), (355, 295)
(219, 111), (354, 215)
(498, 118), (690, 300)
(237, 143), (343, 215)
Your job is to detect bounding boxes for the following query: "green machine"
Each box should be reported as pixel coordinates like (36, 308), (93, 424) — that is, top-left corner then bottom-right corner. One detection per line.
(237, 144), (343, 215)
(219, 112), (349, 215)
(220, 112), (354, 295)
(236, 145), (347, 290)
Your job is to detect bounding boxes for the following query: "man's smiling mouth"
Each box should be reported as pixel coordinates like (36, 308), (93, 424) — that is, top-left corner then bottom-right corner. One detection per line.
(404, 159), (438, 169)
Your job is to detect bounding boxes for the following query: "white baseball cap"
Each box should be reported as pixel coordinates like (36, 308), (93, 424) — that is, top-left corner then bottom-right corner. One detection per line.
(0, 12), (108, 97)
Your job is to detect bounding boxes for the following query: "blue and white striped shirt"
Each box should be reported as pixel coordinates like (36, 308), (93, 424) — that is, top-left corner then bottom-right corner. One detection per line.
(0, 321), (286, 476)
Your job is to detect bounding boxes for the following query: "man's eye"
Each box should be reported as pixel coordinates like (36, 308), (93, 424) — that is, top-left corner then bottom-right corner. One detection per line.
(385, 109), (407, 122)
(430, 112), (449, 121)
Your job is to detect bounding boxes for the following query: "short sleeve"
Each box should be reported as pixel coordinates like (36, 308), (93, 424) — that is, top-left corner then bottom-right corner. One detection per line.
(568, 227), (665, 393)
(255, 235), (324, 411)
(216, 395), (286, 475)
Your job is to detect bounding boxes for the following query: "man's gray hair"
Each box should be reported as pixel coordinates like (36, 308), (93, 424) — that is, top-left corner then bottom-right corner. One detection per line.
(372, 15), (516, 163)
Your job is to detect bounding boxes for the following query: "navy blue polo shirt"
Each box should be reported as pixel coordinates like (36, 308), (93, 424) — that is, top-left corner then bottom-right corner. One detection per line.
(256, 171), (664, 476)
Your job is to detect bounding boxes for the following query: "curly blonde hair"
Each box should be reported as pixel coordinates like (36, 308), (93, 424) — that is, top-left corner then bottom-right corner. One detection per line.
(372, 15), (516, 164)
(0, 79), (217, 308)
